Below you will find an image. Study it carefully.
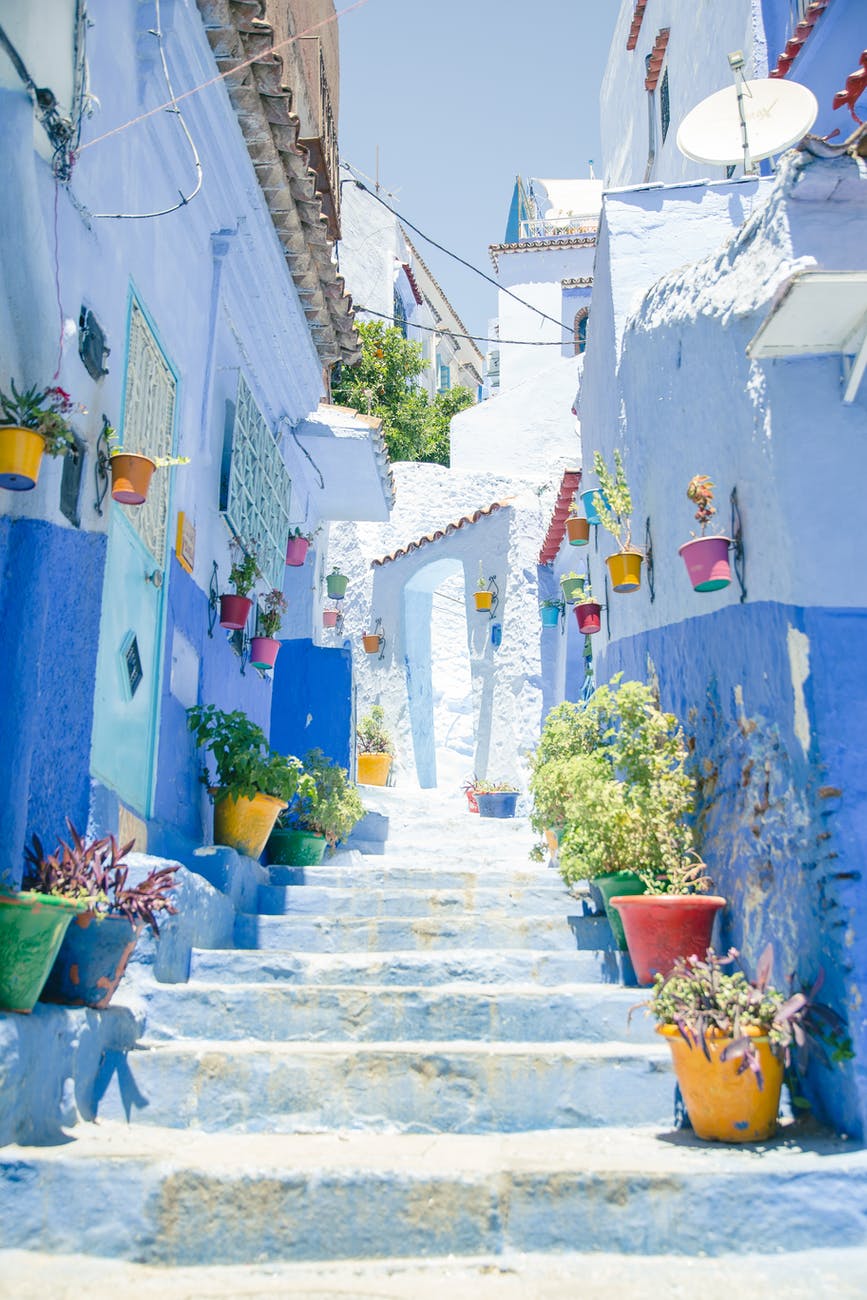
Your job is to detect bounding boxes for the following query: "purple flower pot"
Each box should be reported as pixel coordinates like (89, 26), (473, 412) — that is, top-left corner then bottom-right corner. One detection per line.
(286, 536), (309, 566)
(678, 536), (732, 592)
(250, 636), (280, 669)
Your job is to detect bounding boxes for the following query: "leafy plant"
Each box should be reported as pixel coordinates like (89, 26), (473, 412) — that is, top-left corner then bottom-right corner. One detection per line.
(23, 821), (178, 934)
(186, 705), (308, 805)
(686, 474), (716, 535)
(645, 947), (852, 1090)
(539, 599), (563, 610)
(567, 499), (583, 518)
(105, 426), (190, 470)
(476, 562), (491, 593)
(287, 525), (316, 543)
(0, 380), (81, 457)
(279, 749), (366, 846)
(575, 584), (598, 606)
(357, 704), (394, 756)
(466, 778), (519, 794)
(228, 536), (261, 598)
(592, 449), (635, 552)
(258, 588), (288, 638)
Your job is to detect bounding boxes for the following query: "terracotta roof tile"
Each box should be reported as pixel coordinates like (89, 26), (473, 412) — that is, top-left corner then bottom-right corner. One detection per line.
(770, 0), (831, 80)
(644, 29), (671, 92)
(539, 469), (582, 566)
(627, 0), (648, 53)
(372, 501), (512, 568)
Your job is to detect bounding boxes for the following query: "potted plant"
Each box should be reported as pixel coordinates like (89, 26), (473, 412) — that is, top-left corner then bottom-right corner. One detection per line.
(593, 449), (644, 593)
(574, 585), (602, 635)
(357, 704), (394, 786)
(0, 380), (80, 491)
(643, 947), (851, 1142)
(286, 526), (314, 567)
(580, 484), (609, 526)
(0, 867), (88, 1015)
(323, 607), (341, 629)
(559, 571), (586, 604)
(565, 500), (590, 546)
(24, 821), (178, 1009)
(106, 426), (190, 506)
(362, 621), (384, 654)
(220, 536), (261, 630)
(462, 776), (480, 813)
(326, 567), (349, 600)
(268, 749), (365, 865)
(474, 563), (494, 612)
(539, 599), (563, 629)
(250, 588), (288, 670)
(472, 780), (520, 818)
(678, 475), (732, 592)
(187, 704), (306, 859)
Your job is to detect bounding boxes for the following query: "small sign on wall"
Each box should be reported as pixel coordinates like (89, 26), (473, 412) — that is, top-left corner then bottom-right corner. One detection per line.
(176, 511), (195, 575)
(120, 630), (143, 699)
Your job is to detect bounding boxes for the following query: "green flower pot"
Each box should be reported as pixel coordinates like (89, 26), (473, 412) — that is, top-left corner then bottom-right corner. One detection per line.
(326, 571), (348, 600)
(593, 872), (646, 951)
(267, 828), (328, 866)
(559, 576), (586, 604)
(0, 891), (86, 1013)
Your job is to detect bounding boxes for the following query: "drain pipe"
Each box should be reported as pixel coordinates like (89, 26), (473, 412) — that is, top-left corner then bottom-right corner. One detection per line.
(643, 52), (657, 182)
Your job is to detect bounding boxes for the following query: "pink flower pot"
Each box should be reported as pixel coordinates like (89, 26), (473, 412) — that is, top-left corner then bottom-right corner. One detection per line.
(574, 602), (601, 635)
(249, 636), (280, 669)
(678, 536), (732, 592)
(286, 536), (309, 567)
(219, 594), (252, 630)
(323, 609), (340, 629)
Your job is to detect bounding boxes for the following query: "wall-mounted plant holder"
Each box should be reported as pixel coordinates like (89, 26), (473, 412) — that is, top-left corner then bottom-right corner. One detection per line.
(730, 486), (746, 603)
(326, 568), (349, 600)
(94, 415), (112, 516)
(362, 617), (386, 660)
(207, 561), (220, 638)
(604, 572), (611, 638)
(645, 516), (655, 604)
(540, 601), (563, 629)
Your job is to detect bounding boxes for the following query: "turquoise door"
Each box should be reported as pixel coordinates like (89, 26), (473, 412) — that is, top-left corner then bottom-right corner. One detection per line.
(90, 295), (176, 816)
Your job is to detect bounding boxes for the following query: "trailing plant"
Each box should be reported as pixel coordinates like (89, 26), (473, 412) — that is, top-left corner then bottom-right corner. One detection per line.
(644, 947), (852, 1090)
(258, 588), (288, 638)
(186, 705), (309, 805)
(0, 380), (81, 457)
(23, 820), (178, 934)
(228, 536), (262, 598)
(686, 474), (716, 536)
(357, 704), (394, 756)
(592, 449), (635, 552)
(278, 749), (366, 847)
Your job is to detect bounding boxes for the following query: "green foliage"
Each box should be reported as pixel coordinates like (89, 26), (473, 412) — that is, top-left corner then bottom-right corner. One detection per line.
(228, 536), (261, 598)
(357, 704), (394, 756)
(281, 749), (366, 846)
(467, 779), (519, 794)
(330, 321), (474, 466)
(592, 449), (634, 551)
(258, 588), (287, 638)
(0, 380), (79, 457)
(186, 705), (310, 806)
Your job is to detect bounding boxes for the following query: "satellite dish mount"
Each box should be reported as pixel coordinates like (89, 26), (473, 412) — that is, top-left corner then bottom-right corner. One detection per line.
(727, 50), (756, 175)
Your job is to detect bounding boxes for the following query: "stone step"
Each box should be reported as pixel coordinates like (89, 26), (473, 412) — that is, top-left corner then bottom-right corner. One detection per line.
(233, 911), (613, 953)
(189, 946), (637, 987)
(268, 863), (563, 888)
(142, 981), (655, 1044)
(93, 1040), (673, 1133)
(256, 883), (579, 919)
(2, 1123), (864, 1266)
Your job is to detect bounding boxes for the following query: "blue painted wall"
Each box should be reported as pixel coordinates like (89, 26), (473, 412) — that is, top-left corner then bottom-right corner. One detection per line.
(270, 639), (353, 770)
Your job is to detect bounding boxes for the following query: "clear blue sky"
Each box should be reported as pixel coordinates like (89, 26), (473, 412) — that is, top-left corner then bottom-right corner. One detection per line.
(337, 0), (620, 344)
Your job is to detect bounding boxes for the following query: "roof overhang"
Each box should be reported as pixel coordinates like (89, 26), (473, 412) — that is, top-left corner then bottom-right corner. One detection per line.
(294, 404), (395, 521)
(372, 501), (512, 568)
(747, 270), (867, 403)
(539, 468), (582, 565)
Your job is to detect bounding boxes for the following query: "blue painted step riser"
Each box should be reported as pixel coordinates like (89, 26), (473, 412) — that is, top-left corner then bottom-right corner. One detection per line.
(4, 1159), (865, 1266)
(234, 913), (615, 953)
(142, 985), (657, 1045)
(189, 948), (637, 987)
(256, 884), (579, 919)
(94, 1046), (673, 1133)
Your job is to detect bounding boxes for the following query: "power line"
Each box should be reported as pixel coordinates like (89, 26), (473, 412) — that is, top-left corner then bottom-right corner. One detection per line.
(356, 306), (572, 347)
(342, 164), (573, 336)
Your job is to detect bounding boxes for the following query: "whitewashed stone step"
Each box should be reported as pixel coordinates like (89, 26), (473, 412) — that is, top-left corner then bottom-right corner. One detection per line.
(256, 883), (580, 919)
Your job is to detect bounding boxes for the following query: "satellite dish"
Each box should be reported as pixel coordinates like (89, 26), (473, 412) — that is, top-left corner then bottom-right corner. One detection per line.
(677, 79), (818, 167)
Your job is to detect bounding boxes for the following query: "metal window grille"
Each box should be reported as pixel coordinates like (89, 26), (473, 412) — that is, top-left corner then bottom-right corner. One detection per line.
(660, 68), (671, 143)
(224, 374), (292, 590)
(393, 290), (407, 337)
(121, 299), (176, 563)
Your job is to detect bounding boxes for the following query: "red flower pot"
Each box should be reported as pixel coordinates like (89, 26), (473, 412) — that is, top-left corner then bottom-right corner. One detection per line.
(323, 609), (340, 628)
(574, 602), (601, 635)
(219, 594), (253, 630)
(286, 536), (309, 567)
(609, 893), (726, 986)
(249, 636), (280, 669)
(678, 536), (732, 593)
(465, 789), (479, 813)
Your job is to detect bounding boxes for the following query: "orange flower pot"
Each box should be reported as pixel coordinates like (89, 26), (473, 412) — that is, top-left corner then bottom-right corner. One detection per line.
(0, 426), (47, 491)
(566, 516), (590, 545)
(658, 1025), (784, 1143)
(111, 452), (156, 505)
(213, 791), (288, 860)
(606, 549), (643, 593)
(362, 634), (382, 654)
(357, 753), (392, 786)
(474, 591), (493, 612)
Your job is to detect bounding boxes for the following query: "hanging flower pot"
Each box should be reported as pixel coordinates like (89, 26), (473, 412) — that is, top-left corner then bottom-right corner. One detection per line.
(286, 535), (310, 567)
(679, 536), (732, 593)
(249, 635), (281, 670)
(606, 549), (643, 593)
(362, 633), (382, 654)
(110, 452), (156, 505)
(559, 575), (586, 604)
(326, 569), (349, 600)
(220, 593), (253, 630)
(566, 515), (590, 545)
(474, 590), (493, 612)
(0, 426), (48, 491)
(581, 488), (609, 526)
(323, 608), (340, 629)
(574, 601), (601, 635)
(540, 602), (560, 628)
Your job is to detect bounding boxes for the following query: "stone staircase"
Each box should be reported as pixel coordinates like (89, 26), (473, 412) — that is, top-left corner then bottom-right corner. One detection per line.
(2, 788), (867, 1287)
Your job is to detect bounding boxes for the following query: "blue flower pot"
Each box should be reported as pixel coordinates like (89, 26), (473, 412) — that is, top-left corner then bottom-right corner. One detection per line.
(41, 911), (141, 1009)
(476, 791), (519, 818)
(581, 488), (609, 526)
(540, 604), (560, 628)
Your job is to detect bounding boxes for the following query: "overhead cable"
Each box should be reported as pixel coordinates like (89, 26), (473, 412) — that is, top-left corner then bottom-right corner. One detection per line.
(356, 307), (572, 347)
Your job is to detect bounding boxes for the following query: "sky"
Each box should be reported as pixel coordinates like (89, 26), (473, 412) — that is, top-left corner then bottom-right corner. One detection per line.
(337, 0), (620, 345)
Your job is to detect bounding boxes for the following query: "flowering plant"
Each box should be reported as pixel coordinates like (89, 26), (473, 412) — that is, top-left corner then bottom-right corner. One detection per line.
(686, 475), (717, 535)
(228, 536), (262, 597)
(258, 588), (288, 638)
(0, 380), (81, 456)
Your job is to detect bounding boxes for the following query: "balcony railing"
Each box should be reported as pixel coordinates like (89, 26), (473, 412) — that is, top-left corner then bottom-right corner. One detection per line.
(518, 216), (598, 242)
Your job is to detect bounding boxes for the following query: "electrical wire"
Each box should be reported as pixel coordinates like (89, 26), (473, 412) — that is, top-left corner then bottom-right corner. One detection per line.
(356, 306), (573, 347)
(342, 163), (575, 336)
(92, 0), (202, 220)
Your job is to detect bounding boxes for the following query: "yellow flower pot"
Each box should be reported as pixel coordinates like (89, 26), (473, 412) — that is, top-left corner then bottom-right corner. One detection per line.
(213, 791), (288, 859)
(474, 591), (494, 612)
(357, 753), (392, 786)
(0, 426), (46, 491)
(658, 1025), (784, 1143)
(606, 549), (643, 593)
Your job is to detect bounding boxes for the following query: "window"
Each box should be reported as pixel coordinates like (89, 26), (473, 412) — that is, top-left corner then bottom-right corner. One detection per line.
(574, 308), (590, 356)
(121, 298), (177, 563)
(223, 374), (292, 590)
(437, 362), (451, 393)
(393, 289), (407, 338)
(660, 67), (670, 144)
